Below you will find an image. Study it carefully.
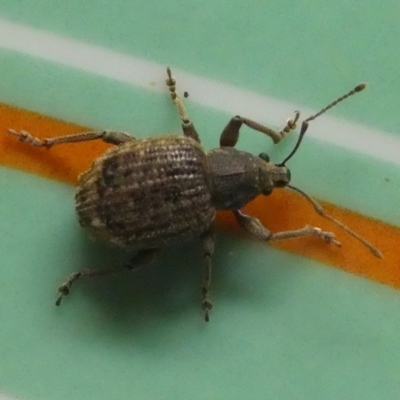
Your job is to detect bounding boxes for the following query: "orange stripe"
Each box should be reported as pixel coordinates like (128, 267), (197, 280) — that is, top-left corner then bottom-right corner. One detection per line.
(1, 103), (399, 289)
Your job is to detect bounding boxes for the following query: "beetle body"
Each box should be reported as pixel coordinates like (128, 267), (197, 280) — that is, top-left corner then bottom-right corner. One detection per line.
(75, 134), (289, 249)
(7, 68), (380, 321)
(76, 135), (214, 249)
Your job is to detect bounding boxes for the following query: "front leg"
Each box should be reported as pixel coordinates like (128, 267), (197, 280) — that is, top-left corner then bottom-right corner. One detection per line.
(7, 129), (136, 148)
(233, 210), (341, 246)
(220, 111), (300, 147)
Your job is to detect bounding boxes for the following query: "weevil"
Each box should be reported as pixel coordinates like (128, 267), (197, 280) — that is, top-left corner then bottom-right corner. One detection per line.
(7, 68), (382, 321)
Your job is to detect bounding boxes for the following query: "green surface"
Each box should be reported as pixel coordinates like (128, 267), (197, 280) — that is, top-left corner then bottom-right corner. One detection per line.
(0, 1), (399, 400)
(0, 49), (399, 226)
(0, 0), (398, 133)
(1, 168), (400, 400)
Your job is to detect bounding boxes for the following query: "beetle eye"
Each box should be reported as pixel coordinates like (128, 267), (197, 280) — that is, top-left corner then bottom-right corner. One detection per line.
(262, 187), (273, 195)
(275, 180), (287, 187)
(258, 152), (270, 162)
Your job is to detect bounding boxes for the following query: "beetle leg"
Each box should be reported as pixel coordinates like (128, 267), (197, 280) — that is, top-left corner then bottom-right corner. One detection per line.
(233, 210), (342, 246)
(201, 228), (215, 322)
(166, 67), (200, 143)
(7, 129), (136, 148)
(55, 248), (158, 306)
(220, 111), (300, 147)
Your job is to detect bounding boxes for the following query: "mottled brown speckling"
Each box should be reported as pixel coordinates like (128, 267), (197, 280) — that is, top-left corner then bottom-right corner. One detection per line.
(7, 69), (379, 321)
(75, 135), (215, 249)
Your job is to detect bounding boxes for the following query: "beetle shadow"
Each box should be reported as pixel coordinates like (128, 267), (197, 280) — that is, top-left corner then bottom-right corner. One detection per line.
(78, 238), (204, 322)
(59, 229), (284, 339)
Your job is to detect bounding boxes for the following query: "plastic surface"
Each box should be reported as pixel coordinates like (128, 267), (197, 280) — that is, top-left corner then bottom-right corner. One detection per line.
(0, 2), (399, 400)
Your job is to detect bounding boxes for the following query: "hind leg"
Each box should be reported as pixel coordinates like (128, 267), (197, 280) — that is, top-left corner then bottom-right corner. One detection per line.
(55, 248), (158, 305)
(8, 129), (135, 148)
(201, 229), (215, 322)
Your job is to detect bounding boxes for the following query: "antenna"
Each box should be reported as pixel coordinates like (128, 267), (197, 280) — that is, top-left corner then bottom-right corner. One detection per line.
(278, 121), (309, 166)
(305, 83), (366, 123)
(278, 83), (367, 166)
(287, 184), (383, 258)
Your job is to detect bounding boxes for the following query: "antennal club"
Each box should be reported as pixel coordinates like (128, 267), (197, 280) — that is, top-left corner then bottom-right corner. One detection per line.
(278, 83), (367, 166)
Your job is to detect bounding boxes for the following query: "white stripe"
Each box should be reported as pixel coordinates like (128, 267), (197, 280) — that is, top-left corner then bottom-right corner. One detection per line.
(0, 394), (22, 400)
(0, 17), (398, 165)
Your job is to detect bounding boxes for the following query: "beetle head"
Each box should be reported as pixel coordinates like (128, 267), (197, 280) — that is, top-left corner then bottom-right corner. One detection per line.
(257, 152), (291, 195)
